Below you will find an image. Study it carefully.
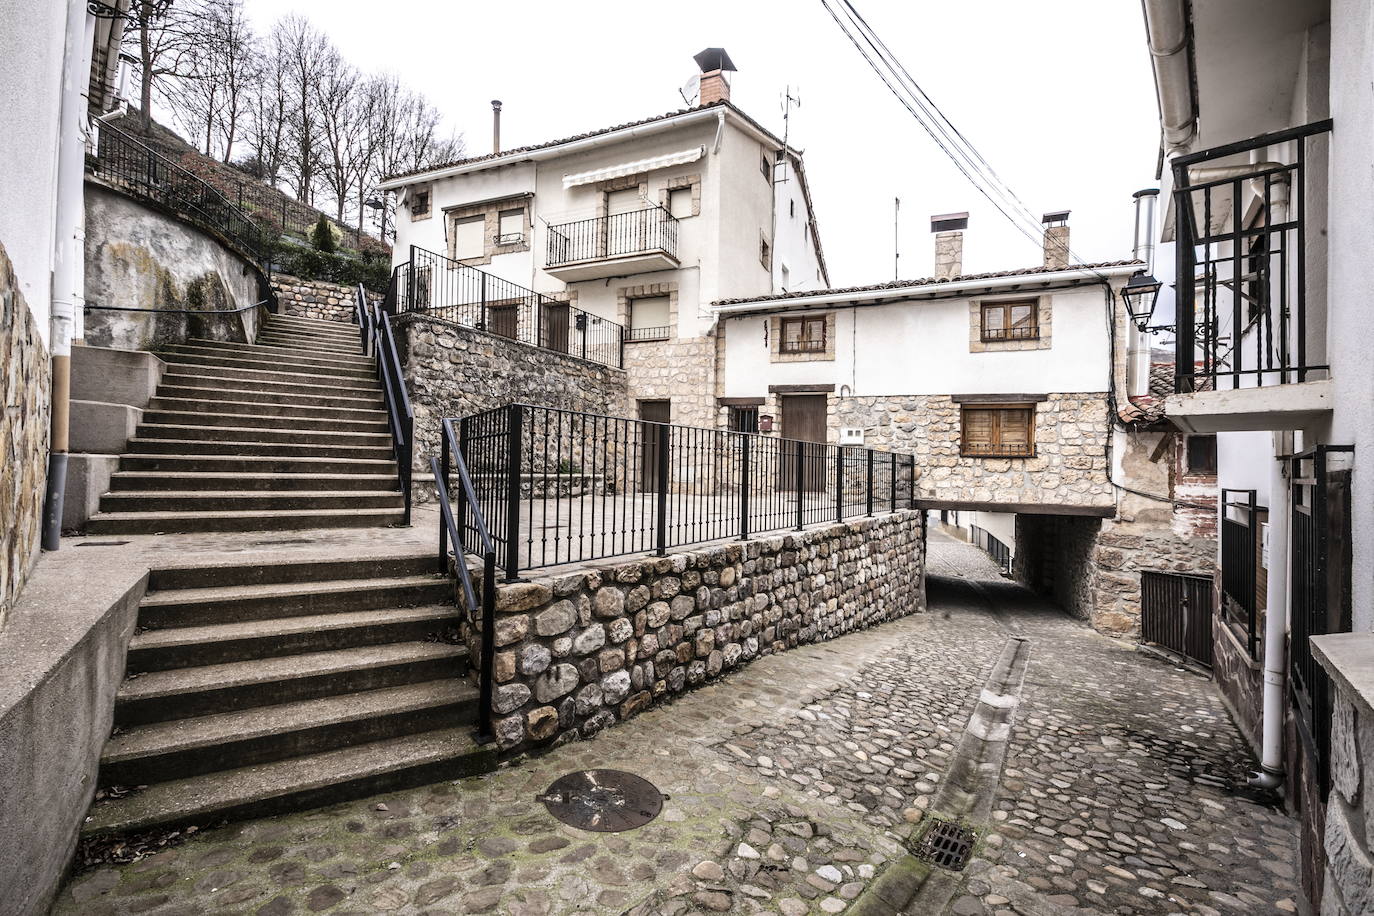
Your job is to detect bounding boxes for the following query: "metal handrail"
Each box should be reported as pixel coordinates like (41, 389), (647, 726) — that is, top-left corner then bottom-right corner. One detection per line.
(435, 417), (497, 743)
(545, 206), (679, 267)
(356, 284), (413, 524)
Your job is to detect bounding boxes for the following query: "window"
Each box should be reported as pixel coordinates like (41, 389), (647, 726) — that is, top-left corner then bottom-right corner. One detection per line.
(780, 316), (826, 354)
(728, 406), (760, 433)
(961, 405), (1035, 457)
(628, 295), (670, 341)
(1185, 434), (1217, 475)
(667, 187), (693, 219)
(410, 188), (430, 219)
(453, 215), (485, 261)
(980, 300), (1039, 341)
(789, 198), (796, 218)
(760, 235), (771, 270)
(497, 209), (524, 244)
(760, 154), (772, 181)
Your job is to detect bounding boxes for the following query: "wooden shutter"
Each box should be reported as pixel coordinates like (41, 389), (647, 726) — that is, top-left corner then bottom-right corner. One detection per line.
(962, 408), (995, 454)
(1000, 408), (1032, 454)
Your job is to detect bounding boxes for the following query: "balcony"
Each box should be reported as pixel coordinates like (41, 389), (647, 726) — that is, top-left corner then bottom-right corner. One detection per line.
(545, 207), (679, 281)
(1169, 120), (1333, 433)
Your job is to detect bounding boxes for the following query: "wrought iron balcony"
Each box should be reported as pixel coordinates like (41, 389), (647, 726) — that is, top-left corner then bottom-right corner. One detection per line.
(545, 207), (679, 281)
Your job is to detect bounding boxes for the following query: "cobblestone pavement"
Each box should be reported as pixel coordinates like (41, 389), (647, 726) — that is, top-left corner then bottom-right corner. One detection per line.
(56, 532), (1298, 915)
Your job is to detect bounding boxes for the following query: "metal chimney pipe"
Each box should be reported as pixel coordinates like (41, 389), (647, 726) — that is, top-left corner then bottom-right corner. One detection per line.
(491, 100), (502, 154)
(1132, 189), (1159, 273)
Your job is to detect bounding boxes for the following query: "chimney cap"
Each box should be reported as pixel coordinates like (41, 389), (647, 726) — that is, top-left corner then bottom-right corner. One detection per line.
(931, 212), (969, 233)
(1042, 210), (1070, 225)
(1132, 188), (1159, 199)
(693, 48), (737, 73)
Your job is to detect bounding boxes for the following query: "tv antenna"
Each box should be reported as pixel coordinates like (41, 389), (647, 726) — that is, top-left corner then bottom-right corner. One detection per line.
(778, 86), (801, 183)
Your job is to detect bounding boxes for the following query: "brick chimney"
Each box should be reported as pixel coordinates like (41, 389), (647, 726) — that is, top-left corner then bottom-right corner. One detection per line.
(693, 48), (737, 106)
(1042, 210), (1070, 269)
(931, 212), (968, 280)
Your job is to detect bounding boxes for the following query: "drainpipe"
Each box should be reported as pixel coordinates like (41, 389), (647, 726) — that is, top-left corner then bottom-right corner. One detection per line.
(1142, 0), (1195, 155)
(1250, 435), (1291, 790)
(42, 0), (94, 550)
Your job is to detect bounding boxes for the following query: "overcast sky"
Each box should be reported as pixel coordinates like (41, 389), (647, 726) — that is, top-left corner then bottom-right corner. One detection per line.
(243, 0), (1161, 286)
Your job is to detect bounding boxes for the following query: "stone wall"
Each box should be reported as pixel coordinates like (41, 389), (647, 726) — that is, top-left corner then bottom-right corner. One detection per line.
(0, 243), (50, 631)
(1013, 514), (1101, 621)
(623, 337), (717, 429)
(474, 510), (925, 752)
(271, 274), (373, 323)
(396, 313), (630, 497)
(838, 393), (1114, 511)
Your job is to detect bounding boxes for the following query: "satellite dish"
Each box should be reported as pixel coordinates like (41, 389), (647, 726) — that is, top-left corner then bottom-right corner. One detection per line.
(680, 74), (700, 107)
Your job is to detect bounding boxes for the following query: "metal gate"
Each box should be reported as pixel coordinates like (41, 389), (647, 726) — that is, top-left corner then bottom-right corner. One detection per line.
(1141, 571), (1214, 667)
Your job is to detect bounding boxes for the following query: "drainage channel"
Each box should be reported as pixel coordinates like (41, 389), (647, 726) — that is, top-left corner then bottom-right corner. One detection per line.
(850, 634), (1031, 915)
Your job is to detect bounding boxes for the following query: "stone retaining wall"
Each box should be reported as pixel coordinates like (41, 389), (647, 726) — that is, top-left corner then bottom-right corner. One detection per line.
(473, 510), (926, 752)
(1313, 635), (1374, 916)
(0, 244), (50, 631)
(271, 274), (371, 324)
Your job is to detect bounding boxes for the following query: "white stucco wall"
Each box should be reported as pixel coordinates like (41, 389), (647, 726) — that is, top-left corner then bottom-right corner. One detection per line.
(771, 160), (824, 293)
(0, 0), (68, 342)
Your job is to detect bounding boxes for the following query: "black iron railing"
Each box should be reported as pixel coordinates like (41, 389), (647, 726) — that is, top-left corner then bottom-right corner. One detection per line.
(434, 417), (497, 743)
(981, 325), (1039, 342)
(545, 207), (679, 268)
(1221, 488), (1259, 657)
(626, 325), (671, 342)
(88, 119), (266, 259)
(1173, 120), (1333, 393)
(970, 524), (1011, 575)
(355, 284), (414, 524)
(388, 246), (624, 369)
(450, 403), (919, 580)
(1289, 444), (1354, 792)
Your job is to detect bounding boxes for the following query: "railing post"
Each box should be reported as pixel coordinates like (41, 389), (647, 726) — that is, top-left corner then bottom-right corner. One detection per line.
(439, 422), (450, 565)
(477, 551), (497, 743)
(654, 423), (670, 556)
(795, 442), (805, 531)
(866, 449), (874, 517)
(406, 245), (417, 311)
(890, 452), (897, 512)
(738, 433), (751, 541)
(909, 455), (917, 508)
(480, 273), (488, 330)
(401, 396), (414, 527)
(457, 417), (470, 537)
(504, 405), (524, 581)
(835, 446), (844, 523)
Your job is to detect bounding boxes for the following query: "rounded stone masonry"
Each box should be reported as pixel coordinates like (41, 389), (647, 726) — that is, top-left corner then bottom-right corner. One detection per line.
(270, 274), (372, 324)
(461, 511), (927, 752)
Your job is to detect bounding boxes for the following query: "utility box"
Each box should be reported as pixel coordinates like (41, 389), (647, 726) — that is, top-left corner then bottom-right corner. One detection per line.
(839, 427), (865, 446)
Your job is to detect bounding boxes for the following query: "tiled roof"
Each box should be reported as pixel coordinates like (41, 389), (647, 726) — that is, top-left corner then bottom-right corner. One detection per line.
(713, 260), (1143, 307)
(1117, 360), (1176, 424)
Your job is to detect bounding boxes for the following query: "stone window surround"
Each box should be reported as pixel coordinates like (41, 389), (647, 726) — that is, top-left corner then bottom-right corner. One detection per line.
(769, 311), (836, 363)
(969, 293), (1052, 352)
(617, 280), (678, 343)
(658, 173), (702, 219)
(408, 184), (433, 221)
(444, 195), (531, 265)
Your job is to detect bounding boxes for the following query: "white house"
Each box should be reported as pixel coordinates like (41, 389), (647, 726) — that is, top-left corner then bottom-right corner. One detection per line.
(379, 49), (828, 431)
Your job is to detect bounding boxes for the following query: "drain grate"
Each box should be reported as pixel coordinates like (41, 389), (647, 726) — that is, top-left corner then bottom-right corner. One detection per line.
(537, 769), (664, 832)
(912, 818), (976, 871)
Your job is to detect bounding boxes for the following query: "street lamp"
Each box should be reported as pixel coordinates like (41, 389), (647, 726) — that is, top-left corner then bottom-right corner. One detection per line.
(1121, 271), (1162, 331)
(365, 196), (391, 242)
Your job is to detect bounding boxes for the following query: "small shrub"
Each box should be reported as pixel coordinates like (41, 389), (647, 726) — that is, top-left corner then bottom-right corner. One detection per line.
(309, 215), (338, 253)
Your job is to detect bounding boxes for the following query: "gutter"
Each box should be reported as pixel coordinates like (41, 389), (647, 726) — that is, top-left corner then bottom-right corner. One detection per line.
(1142, 0), (1196, 154)
(712, 264), (1141, 316)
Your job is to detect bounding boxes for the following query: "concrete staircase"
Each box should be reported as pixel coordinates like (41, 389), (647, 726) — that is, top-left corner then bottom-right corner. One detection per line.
(86, 315), (405, 534)
(82, 554), (493, 838)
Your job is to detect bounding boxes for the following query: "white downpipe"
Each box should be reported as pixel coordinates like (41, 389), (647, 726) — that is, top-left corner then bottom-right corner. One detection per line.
(1142, 0), (1195, 154)
(1251, 437), (1291, 788)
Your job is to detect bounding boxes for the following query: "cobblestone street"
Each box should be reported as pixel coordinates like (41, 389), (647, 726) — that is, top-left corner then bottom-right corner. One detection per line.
(56, 530), (1298, 915)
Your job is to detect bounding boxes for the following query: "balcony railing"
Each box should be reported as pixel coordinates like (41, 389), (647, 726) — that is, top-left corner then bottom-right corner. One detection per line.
(1172, 120), (1333, 393)
(388, 246), (624, 369)
(546, 207), (679, 268)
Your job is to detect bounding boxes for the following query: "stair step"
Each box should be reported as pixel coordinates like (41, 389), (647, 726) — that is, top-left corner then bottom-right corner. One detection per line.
(146, 395), (387, 422)
(159, 362), (379, 391)
(159, 375), (383, 404)
(85, 506), (406, 535)
(128, 604), (459, 670)
(181, 335), (369, 360)
(109, 470), (399, 493)
(255, 327), (362, 345)
(124, 437), (394, 460)
(154, 385), (383, 410)
(264, 315), (360, 333)
(114, 642), (465, 725)
(99, 490), (404, 513)
(137, 575), (452, 627)
(141, 408), (388, 433)
(149, 553), (439, 590)
(82, 726), (494, 837)
(134, 423), (391, 448)
(117, 453), (395, 474)
(156, 351), (376, 380)
(99, 680), (477, 786)
(174, 340), (372, 372)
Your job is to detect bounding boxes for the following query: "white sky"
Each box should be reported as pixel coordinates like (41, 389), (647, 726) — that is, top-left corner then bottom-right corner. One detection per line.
(242, 0), (1162, 287)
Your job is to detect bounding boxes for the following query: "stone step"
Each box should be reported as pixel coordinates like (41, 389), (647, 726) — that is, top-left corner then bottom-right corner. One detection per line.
(174, 340), (373, 373)
(109, 470), (399, 493)
(155, 350), (376, 380)
(264, 315), (361, 334)
(99, 680), (477, 786)
(98, 489), (404, 513)
(158, 362), (379, 391)
(145, 395), (387, 423)
(84, 506), (405, 535)
(255, 326), (362, 344)
(137, 575), (452, 627)
(128, 604), (459, 671)
(148, 553), (439, 590)
(141, 407), (388, 433)
(159, 372), (382, 403)
(134, 422), (391, 448)
(81, 726), (494, 838)
(247, 338), (365, 358)
(154, 384), (383, 411)
(124, 436), (395, 460)
(113, 642), (466, 725)
(117, 453), (395, 475)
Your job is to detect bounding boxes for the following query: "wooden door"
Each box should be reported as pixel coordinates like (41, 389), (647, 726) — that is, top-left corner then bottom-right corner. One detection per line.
(781, 395), (826, 492)
(1141, 571), (1214, 667)
(487, 302), (519, 340)
(541, 301), (570, 353)
(639, 400), (670, 493)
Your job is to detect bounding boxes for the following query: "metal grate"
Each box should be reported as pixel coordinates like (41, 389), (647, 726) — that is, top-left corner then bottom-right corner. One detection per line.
(913, 818), (976, 871)
(536, 769), (664, 832)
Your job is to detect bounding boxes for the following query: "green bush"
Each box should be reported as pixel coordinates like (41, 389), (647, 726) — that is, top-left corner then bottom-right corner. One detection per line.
(309, 215), (338, 252)
(271, 240), (390, 292)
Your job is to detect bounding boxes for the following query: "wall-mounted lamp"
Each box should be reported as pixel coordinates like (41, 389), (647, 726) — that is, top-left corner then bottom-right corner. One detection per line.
(1122, 271), (1162, 331)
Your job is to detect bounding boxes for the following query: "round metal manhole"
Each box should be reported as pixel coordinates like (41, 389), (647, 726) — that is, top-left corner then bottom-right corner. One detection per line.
(537, 769), (665, 832)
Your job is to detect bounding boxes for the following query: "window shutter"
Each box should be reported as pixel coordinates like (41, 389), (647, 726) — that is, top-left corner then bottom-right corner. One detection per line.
(498, 209), (523, 240)
(963, 409), (995, 451)
(1001, 409), (1032, 452)
(631, 296), (670, 331)
(982, 305), (1004, 332)
(453, 216), (485, 260)
(668, 188), (692, 219)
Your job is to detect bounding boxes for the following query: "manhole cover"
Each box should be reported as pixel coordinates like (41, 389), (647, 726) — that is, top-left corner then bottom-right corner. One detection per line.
(913, 818), (976, 871)
(537, 769), (665, 832)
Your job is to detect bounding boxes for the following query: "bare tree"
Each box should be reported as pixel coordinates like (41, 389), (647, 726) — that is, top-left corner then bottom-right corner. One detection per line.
(242, 31), (288, 185)
(126, 0), (205, 134)
(163, 0), (255, 160)
(315, 49), (366, 223)
(274, 15), (333, 206)
(360, 73), (464, 232)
